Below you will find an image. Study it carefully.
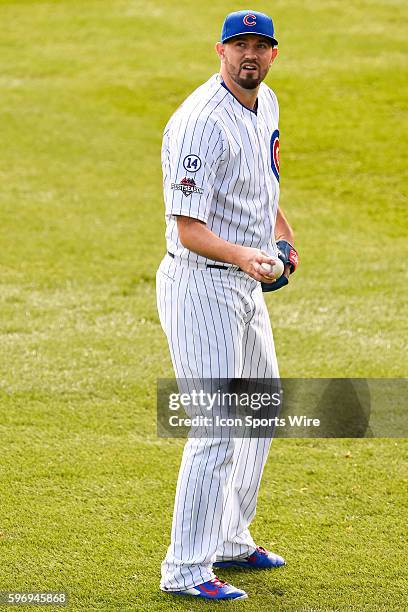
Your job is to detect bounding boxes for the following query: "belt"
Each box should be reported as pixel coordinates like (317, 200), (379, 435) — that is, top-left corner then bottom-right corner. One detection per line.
(167, 251), (240, 271)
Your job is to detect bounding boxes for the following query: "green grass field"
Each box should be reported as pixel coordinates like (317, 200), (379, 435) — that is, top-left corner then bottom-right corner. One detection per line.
(0, 0), (407, 610)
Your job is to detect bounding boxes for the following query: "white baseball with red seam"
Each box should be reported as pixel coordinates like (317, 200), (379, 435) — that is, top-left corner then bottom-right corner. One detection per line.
(260, 258), (284, 279)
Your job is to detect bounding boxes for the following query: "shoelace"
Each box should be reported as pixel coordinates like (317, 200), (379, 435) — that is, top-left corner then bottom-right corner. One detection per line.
(210, 577), (227, 588)
(246, 545), (268, 562)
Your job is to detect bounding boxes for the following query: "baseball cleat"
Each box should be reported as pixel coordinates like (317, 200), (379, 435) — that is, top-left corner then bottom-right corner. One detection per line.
(214, 545), (286, 569)
(162, 576), (248, 600)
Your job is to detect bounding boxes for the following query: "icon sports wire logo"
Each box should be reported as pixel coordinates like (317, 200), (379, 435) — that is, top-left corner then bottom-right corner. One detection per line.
(171, 177), (204, 197)
(156, 378), (408, 439)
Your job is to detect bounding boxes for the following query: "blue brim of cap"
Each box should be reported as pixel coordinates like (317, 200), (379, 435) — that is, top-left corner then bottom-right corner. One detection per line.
(222, 32), (278, 46)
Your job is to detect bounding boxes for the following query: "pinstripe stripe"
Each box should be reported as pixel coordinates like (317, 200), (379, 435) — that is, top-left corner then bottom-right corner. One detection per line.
(200, 439), (232, 563)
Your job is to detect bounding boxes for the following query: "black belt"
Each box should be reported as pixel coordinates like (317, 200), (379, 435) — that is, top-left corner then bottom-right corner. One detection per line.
(167, 251), (239, 271)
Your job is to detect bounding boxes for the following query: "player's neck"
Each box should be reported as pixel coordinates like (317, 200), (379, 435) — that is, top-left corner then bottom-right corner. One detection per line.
(220, 71), (259, 111)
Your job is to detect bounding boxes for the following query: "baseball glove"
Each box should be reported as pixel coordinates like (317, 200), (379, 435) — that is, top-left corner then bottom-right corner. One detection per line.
(261, 240), (299, 292)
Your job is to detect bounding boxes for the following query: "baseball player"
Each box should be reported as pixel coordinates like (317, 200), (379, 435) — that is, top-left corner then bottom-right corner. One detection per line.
(156, 9), (299, 601)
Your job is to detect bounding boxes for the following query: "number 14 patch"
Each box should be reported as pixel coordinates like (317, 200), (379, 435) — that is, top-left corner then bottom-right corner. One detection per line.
(183, 154), (202, 172)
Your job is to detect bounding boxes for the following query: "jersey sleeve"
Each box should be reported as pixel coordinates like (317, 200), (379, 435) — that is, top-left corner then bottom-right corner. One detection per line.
(162, 112), (224, 223)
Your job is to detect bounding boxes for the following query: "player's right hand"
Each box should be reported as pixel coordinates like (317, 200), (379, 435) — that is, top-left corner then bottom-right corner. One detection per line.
(234, 247), (280, 283)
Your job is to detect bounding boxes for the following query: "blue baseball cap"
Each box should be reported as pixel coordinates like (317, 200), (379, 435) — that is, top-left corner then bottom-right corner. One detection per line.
(221, 10), (278, 46)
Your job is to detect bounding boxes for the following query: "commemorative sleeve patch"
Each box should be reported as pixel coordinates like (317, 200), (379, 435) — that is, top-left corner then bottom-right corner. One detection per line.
(183, 154), (202, 172)
(171, 177), (204, 197)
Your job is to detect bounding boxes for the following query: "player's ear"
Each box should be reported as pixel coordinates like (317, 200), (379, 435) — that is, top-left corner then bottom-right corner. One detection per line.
(270, 47), (278, 64)
(215, 42), (225, 60)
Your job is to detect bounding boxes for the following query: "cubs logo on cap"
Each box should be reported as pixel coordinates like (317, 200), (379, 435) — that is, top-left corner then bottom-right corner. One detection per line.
(221, 10), (278, 46)
(243, 14), (256, 26)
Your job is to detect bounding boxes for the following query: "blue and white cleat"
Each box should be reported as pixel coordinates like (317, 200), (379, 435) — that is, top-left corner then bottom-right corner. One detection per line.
(163, 576), (248, 600)
(214, 545), (286, 569)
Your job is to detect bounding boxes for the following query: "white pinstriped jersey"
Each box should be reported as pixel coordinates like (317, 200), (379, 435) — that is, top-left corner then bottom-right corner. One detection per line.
(162, 73), (280, 266)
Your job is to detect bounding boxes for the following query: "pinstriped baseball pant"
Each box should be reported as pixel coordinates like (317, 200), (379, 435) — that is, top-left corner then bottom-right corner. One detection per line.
(156, 254), (279, 591)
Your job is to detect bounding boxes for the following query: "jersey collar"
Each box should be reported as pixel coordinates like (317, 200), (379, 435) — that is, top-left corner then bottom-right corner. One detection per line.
(219, 77), (258, 115)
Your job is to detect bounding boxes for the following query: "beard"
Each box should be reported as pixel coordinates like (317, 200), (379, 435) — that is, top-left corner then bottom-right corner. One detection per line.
(234, 73), (262, 89)
(229, 63), (269, 90)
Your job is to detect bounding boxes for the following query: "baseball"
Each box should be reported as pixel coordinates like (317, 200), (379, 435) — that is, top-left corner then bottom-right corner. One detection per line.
(261, 259), (284, 280)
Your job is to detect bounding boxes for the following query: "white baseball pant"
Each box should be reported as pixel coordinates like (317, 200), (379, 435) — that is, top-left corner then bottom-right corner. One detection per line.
(156, 254), (279, 591)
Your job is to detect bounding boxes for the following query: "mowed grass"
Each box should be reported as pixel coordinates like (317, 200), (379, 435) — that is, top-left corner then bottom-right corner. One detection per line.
(0, 0), (407, 610)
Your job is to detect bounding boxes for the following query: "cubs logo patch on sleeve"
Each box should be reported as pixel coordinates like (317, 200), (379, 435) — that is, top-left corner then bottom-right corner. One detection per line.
(270, 129), (280, 182)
